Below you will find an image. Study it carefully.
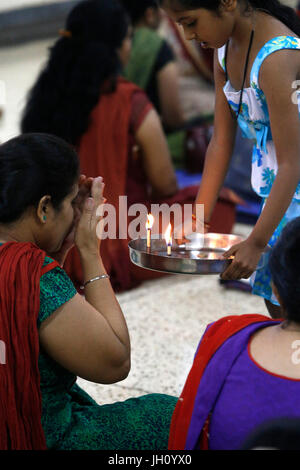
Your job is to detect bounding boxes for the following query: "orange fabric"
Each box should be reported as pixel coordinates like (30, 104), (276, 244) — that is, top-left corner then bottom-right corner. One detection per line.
(0, 242), (59, 450)
(168, 314), (279, 450)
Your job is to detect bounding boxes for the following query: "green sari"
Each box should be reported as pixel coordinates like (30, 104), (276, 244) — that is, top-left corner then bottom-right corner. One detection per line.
(124, 27), (164, 90)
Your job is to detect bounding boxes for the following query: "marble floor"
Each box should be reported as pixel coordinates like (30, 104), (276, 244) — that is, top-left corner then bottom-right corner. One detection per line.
(0, 38), (269, 405)
(77, 260), (268, 404)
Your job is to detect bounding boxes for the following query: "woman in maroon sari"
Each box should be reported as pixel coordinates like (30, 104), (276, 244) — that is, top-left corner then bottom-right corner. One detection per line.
(21, 0), (238, 292)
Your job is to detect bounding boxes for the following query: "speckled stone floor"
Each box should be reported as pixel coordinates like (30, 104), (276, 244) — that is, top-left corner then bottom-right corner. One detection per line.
(76, 221), (268, 404)
(0, 37), (270, 405)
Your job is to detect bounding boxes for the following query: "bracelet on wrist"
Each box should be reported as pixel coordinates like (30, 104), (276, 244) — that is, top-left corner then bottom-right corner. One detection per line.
(80, 274), (110, 290)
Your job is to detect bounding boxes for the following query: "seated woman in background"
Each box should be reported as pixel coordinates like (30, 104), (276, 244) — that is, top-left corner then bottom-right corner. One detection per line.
(0, 133), (177, 450)
(121, 0), (185, 130)
(21, 0), (238, 292)
(169, 217), (300, 450)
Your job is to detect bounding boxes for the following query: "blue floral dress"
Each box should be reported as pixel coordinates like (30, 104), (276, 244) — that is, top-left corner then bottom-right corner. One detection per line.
(218, 36), (300, 305)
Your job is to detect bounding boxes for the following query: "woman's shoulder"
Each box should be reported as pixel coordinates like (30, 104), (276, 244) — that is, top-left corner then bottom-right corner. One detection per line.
(117, 77), (144, 95)
(197, 314), (277, 358)
(249, 323), (300, 380)
(38, 260), (77, 328)
(123, 81), (153, 134)
(204, 314), (275, 337)
(113, 77), (152, 112)
(251, 34), (300, 89)
(255, 35), (300, 61)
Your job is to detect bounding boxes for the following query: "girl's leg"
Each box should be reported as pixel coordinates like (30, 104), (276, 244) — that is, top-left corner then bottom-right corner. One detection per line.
(264, 299), (283, 319)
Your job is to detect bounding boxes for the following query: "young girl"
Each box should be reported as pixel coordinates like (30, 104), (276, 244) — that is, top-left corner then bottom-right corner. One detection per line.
(160, 0), (300, 318)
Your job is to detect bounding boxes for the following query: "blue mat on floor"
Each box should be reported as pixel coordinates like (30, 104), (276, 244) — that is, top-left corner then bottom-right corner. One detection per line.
(176, 170), (261, 225)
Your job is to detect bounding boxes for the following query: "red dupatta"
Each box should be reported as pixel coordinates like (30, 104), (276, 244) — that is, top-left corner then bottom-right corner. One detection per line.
(0, 242), (59, 450)
(168, 313), (280, 450)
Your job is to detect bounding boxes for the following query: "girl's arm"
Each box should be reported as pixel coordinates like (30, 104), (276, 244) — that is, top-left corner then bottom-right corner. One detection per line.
(194, 50), (237, 222)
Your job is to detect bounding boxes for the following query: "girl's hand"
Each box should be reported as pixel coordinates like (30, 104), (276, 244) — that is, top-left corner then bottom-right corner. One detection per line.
(221, 239), (265, 280)
(174, 217), (209, 245)
(75, 177), (106, 255)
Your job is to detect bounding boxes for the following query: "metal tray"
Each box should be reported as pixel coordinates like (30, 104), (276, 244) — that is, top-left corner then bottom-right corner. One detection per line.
(128, 233), (245, 275)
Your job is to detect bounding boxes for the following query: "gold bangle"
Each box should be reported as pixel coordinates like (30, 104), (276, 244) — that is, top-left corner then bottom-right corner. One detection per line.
(81, 274), (110, 289)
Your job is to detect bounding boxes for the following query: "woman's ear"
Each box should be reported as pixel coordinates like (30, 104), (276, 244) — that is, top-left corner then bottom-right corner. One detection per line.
(36, 195), (52, 224)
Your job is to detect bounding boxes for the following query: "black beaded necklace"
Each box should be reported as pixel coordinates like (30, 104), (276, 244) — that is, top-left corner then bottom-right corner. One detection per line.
(224, 29), (255, 119)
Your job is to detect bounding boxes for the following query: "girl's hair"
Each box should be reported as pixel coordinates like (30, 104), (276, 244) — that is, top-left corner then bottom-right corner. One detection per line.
(160, 0), (300, 36)
(21, 0), (130, 146)
(120, 0), (159, 25)
(0, 133), (79, 224)
(269, 217), (300, 324)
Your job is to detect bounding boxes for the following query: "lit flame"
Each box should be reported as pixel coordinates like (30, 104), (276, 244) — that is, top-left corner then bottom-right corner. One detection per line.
(146, 214), (154, 230)
(164, 223), (172, 246)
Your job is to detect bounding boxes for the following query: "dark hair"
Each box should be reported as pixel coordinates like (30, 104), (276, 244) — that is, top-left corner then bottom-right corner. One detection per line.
(241, 418), (300, 450)
(0, 133), (79, 224)
(21, 0), (130, 146)
(269, 217), (300, 323)
(120, 0), (159, 24)
(160, 0), (300, 36)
